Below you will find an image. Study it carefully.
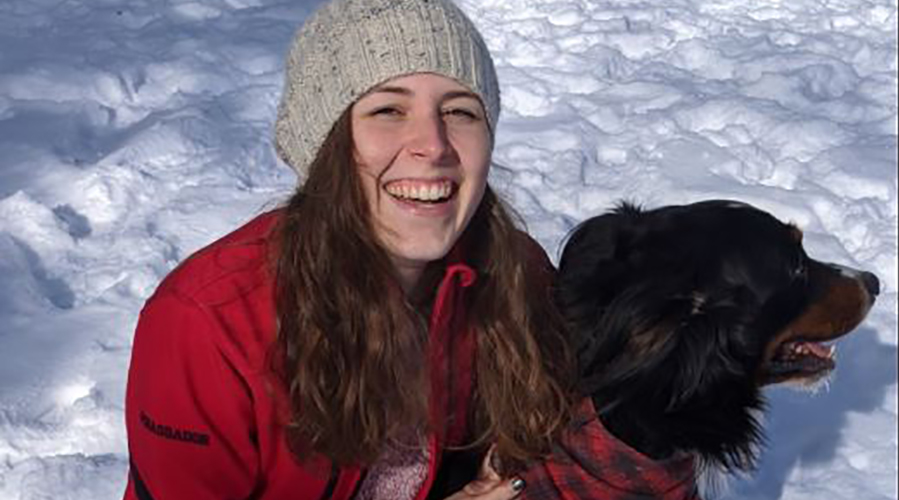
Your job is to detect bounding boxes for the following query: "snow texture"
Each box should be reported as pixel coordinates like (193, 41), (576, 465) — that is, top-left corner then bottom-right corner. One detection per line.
(0, 0), (896, 498)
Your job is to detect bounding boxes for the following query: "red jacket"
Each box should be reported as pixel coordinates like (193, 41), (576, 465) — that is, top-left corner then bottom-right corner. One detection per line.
(124, 211), (480, 500)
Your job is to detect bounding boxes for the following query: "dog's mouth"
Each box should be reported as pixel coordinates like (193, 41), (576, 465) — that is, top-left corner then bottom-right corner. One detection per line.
(763, 338), (837, 385)
(760, 265), (877, 387)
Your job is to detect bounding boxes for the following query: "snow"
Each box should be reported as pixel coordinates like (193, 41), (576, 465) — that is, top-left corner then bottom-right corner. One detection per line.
(0, 0), (895, 498)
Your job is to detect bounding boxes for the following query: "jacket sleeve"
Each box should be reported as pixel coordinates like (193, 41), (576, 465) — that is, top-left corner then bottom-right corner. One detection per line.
(124, 292), (258, 500)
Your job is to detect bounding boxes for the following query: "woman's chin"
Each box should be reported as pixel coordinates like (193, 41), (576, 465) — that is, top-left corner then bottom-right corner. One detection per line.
(385, 238), (458, 271)
(389, 245), (452, 268)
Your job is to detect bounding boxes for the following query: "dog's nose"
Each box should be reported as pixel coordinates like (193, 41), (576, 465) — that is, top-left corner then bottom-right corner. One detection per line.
(861, 272), (880, 297)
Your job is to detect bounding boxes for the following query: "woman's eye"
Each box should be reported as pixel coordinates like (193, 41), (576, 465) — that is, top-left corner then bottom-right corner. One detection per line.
(442, 108), (480, 121)
(370, 107), (403, 117)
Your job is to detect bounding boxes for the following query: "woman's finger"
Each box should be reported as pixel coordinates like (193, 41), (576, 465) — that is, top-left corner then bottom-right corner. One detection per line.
(447, 476), (527, 499)
(479, 445), (502, 482)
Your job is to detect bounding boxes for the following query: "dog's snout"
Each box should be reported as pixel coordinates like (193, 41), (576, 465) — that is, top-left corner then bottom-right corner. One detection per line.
(861, 272), (880, 297)
(831, 263), (881, 299)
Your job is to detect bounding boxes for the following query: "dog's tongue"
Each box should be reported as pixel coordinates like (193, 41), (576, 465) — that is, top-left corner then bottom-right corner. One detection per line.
(801, 341), (834, 359)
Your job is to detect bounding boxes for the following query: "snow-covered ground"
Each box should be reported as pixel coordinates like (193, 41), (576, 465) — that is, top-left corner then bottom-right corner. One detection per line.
(0, 0), (895, 498)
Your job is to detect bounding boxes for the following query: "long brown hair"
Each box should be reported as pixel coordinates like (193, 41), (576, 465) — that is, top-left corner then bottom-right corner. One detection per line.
(272, 110), (575, 468)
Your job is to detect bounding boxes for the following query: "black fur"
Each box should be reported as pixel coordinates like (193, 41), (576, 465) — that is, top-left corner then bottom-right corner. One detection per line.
(556, 200), (878, 473)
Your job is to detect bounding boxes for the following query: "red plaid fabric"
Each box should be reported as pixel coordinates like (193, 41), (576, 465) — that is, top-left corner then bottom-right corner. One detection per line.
(519, 400), (700, 500)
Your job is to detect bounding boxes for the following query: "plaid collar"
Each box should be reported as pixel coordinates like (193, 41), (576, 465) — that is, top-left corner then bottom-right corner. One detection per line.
(520, 399), (700, 500)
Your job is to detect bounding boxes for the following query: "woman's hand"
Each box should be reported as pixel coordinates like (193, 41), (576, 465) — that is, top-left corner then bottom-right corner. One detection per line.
(443, 447), (526, 500)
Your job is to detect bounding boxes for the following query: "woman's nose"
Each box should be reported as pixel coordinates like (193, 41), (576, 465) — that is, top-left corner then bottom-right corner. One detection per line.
(407, 113), (451, 162)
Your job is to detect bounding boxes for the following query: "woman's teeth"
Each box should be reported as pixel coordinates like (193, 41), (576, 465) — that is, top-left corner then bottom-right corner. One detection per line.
(385, 181), (454, 202)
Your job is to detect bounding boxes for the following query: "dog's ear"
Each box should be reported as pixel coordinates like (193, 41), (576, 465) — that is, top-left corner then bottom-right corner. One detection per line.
(662, 285), (766, 471)
(581, 283), (766, 471)
(663, 285), (761, 408)
(574, 283), (758, 398)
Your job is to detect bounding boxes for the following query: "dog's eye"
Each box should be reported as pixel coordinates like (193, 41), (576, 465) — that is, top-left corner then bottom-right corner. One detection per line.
(791, 260), (807, 280)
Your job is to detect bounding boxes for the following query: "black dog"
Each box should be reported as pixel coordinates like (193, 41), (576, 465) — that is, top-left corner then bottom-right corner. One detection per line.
(556, 200), (880, 475)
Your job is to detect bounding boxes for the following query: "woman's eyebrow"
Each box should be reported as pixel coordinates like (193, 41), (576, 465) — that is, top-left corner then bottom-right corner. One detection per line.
(442, 90), (480, 101)
(365, 87), (479, 101)
(368, 85), (412, 96)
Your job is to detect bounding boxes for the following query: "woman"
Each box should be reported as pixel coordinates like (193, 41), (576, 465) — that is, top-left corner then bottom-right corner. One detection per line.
(123, 0), (575, 498)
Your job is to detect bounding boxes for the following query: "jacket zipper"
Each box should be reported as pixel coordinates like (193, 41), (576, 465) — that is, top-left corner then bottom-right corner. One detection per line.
(317, 463), (339, 500)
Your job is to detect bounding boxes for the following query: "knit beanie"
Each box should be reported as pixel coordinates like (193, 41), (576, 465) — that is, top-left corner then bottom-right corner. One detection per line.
(274, 0), (501, 179)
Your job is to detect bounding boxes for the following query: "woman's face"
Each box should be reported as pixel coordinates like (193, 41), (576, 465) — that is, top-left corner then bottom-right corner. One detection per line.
(351, 73), (492, 291)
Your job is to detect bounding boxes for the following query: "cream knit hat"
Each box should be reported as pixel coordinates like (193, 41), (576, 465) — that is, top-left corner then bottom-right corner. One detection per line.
(274, 0), (500, 179)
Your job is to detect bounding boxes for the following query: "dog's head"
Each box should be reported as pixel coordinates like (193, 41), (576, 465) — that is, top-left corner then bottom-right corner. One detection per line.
(557, 200), (879, 470)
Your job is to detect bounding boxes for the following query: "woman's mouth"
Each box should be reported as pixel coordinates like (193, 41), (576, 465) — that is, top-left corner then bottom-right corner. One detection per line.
(384, 179), (457, 205)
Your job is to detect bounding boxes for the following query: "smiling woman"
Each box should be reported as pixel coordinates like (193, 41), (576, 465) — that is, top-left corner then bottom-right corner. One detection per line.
(351, 74), (493, 291)
(121, 0), (575, 499)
